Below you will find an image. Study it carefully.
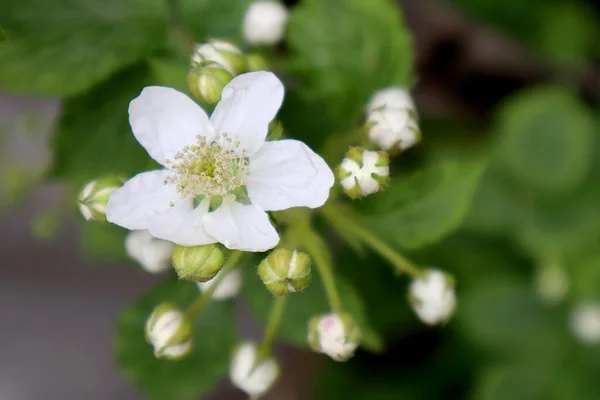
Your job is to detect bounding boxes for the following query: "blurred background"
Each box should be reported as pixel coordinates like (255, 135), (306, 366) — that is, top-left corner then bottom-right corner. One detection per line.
(1, 0), (600, 399)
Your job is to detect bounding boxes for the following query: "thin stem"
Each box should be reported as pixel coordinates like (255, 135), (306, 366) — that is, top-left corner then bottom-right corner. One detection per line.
(257, 295), (287, 359)
(322, 204), (421, 278)
(186, 250), (244, 318)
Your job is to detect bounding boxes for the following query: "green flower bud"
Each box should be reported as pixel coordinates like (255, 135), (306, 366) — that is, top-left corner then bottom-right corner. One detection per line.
(188, 61), (233, 105)
(77, 176), (125, 222)
(246, 52), (269, 71)
(307, 312), (361, 362)
(191, 39), (246, 75)
(145, 303), (192, 360)
(172, 244), (225, 282)
(258, 248), (311, 296)
(336, 147), (389, 199)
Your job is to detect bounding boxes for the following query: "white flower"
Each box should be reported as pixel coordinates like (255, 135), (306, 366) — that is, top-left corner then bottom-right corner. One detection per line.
(230, 342), (279, 397)
(197, 269), (242, 300)
(191, 40), (245, 75)
(308, 313), (360, 362)
(145, 303), (192, 359)
(106, 72), (334, 252)
(243, 1), (289, 46)
(570, 303), (600, 344)
(366, 87), (420, 151)
(338, 148), (389, 198)
(409, 269), (456, 325)
(125, 230), (175, 274)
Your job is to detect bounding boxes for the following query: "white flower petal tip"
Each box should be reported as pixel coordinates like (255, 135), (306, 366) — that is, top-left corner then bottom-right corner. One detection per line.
(125, 230), (175, 274)
(191, 39), (245, 75)
(337, 147), (389, 199)
(230, 343), (279, 397)
(308, 313), (361, 362)
(409, 269), (456, 326)
(197, 269), (242, 300)
(367, 87), (415, 112)
(243, 1), (289, 46)
(570, 303), (600, 345)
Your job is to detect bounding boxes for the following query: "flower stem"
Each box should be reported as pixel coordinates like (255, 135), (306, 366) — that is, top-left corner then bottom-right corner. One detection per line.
(185, 250), (244, 319)
(257, 295), (287, 359)
(322, 203), (421, 278)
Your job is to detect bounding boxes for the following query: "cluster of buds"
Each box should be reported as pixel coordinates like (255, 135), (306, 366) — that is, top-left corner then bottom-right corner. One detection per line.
(308, 313), (361, 362)
(172, 244), (225, 282)
(408, 269), (456, 325)
(77, 176), (124, 222)
(337, 147), (389, 199)
(243, 1), (289, 46)
(365, 87), (420, 152)
(145, 303), (192, 360)
(125, 230), (175, 274)
(258, 248), (311, 296)
(230, 342), (280, 398)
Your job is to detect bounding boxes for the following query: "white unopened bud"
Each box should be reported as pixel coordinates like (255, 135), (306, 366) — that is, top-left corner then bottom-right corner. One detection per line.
(171, 244), (225, 282)
(188, 61), (233, 105)
(191, 39), (245, 75)
(145, 303), (192, 360)
(230, 343), (279, 398)
(77, 176), (124, 222)
(570, 303), (600, 344)
(534, 262), (569, 304)
(197, 269), (242, 300)
(125, 230), (175, 274)
(409, 269), (456, 325)
(243, 1), (289, 46)
(308, 313), (361, 362)
(258, 248), (311, 296)
(366, 87), (420, 152)
(337, 147), (389, 199)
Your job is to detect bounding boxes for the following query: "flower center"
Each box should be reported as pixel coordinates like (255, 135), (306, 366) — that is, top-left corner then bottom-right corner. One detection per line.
(165, 134), (249, 203)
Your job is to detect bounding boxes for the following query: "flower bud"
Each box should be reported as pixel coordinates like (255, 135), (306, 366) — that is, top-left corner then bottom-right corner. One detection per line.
(258, 248), (311, 296)
(246, 52), (269, 71)
(230, 342), (279, 397)
(570, 303), (600, 344)
(145, 303), (192, 360)
(172, 244), (225, 282)
(125, 230), (175, 274)
(77, 176), (124, 222)
(408, 269), (456, 325)
(187, 61), (233, 105)
(243, 1), (289, 46)
(337, 147), (389, 199)
(197, 269), (242, 300)
(367, 87), (415, 113)
(307, 313), (361, 362)
(191, 39), (245, 75)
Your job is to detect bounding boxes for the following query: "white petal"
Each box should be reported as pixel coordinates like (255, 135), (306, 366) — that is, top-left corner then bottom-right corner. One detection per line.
(147, 204), (216, 247)
(210, 71), (284, 155)
(246, 139), (334, 211)
(106, 170), (186, 230)
(129, 86), (214, 166)
(202, 201), (279, 252)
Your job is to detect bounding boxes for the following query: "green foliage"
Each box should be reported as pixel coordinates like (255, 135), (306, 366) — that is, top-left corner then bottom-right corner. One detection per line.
(180, 0), (253, 40)
(287, 0), (413, 119)
(81, 222), (128, 262)
(115, 279), (236, 400)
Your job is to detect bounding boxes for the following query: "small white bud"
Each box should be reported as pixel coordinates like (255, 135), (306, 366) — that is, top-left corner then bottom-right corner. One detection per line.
(307, 313), (361, 362)
(191, 39), (245, 75)
(145, 303), (192, 360)
(125, 230), (175, 274)
(230, 343), (279, 398)
(196, 269), (242, 300)
(534, 262), (569, 305)
(570, 303), (600, 344)
(243, 1), (289, 46)
(367, 87), (415, 112)
(409, 269), (456, 325)
(77, 176), (124, 222)
(187, 61), (233, 105)
(337, 147), (389, 199)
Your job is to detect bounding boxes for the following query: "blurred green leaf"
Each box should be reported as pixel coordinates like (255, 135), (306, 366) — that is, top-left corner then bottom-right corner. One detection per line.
(115, 279), (236, 400)
(287, 0), (413, 119)
(360, 156), (486, 250)
(0, 0), (167, 96)
(48, 66), (156, 183)
(149, 57), (190, 94)
(180, 0), (252, 40)
(243, 264), (383, 352)
(493, 86), (595, 196)
(81, 222), (128, 262)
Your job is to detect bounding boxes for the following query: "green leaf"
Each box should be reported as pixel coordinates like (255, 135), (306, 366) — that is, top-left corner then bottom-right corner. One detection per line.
(360, 156), (486, 250)
(115, 279), (236, 400)
(149, 57), (190, 94)
(243, 264), (383, 352)
(0, 0), (167, 96)
(81, 222), (128, 262)
(180, 0), (253, 40)
(493, 86), (595, 196)
(48, 65), (156, 183)
(287, 0), (413, 119)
